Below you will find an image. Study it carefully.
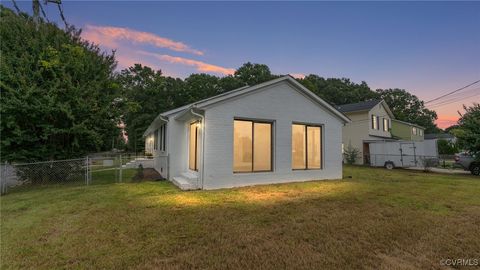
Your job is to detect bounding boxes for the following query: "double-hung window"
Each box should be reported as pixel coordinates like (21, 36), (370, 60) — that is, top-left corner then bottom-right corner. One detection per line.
(383, 118), (389, 132)
(372, 115), (378, 130)
(233, 119), (272, 173)
(292, 124), (322, 170)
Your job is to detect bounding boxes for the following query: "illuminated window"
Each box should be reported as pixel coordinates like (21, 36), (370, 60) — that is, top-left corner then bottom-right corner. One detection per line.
(372, 115), (378, 130)
(292, 124), (322, 170)
(233, 120), (272, 173)
(383, 118), (389, 132)
(189, 121), (199, 171)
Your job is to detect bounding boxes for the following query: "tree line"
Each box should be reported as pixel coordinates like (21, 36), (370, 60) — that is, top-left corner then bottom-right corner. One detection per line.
(2, 6), (477, 162)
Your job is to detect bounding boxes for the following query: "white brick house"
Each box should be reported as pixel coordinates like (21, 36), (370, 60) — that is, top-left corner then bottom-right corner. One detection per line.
(143, 76), (350, 190)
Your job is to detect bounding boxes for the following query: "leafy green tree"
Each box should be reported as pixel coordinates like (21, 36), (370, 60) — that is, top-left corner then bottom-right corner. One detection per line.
(219, 75), (246, 92)
(116, 64), (178, 152)
(452, 103), (480, 159)
(0, 6), (120, 162)
(298, 75), (378, 105)
(182, 73), (222, 104)
(377, 88), (440, 134)
(437, 139), (458, 155)
(234, 62), (277, 86)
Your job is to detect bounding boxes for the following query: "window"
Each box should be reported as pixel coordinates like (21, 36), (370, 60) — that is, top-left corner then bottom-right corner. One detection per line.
(158, 125), (166, 151)
(145, 134), (154, 154)
(154, 129), (158, 150)
(372, 115), (378, 130)
(383, 118), (389, 132)
(412, 127), (417, 135)
(419, 129), (423, 136)
(292, 124), (322, 170)
(233, 119), (272, 173)
(189, 121), (199, 171)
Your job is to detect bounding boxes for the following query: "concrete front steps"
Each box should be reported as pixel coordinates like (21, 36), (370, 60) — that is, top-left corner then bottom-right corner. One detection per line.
(172, 172), (199, 190)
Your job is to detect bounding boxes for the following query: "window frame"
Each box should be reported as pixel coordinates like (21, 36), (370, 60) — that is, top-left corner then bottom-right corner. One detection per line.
(291, 122), (323, 171)
(189, 121), (200, 171)
(383, 118), (389, 132)
(233, 118), (274, 173)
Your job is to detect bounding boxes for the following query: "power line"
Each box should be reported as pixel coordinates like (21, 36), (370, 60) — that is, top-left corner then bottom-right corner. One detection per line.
(425, 79), (480, 104)
(427, 87), (480, 107)
(428, 92), (480, 109)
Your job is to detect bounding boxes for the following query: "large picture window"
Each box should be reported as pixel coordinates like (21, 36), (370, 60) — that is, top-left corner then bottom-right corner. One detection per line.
(233, 119), (272, 173)
(292, 124), (322, 170)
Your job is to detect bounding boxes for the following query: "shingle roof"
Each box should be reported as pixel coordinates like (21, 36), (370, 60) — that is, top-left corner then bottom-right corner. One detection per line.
(336, 100), (382, 113)
(424, 133), (455, 140)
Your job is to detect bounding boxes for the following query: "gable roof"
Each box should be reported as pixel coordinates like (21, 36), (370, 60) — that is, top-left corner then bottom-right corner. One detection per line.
(337, 99), (394, 119)
(144, 76), (350, 136)
(337, 100), (382, 113)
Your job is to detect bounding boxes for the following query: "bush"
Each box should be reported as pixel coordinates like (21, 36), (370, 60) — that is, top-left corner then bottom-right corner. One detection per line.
(344, 144), (360, 165)
(437, 139), (458, 155)
(15, 160), (84, 185)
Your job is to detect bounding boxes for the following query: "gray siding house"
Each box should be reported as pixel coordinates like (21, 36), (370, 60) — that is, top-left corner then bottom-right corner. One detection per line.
(338, 100), (396, 164)
(144, 76), (350, 190)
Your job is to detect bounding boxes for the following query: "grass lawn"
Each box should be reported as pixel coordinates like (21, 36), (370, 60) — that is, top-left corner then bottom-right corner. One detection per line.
(1, 166), (479, 269)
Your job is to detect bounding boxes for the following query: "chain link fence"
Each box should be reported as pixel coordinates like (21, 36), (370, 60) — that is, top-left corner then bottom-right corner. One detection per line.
(0, 155), (156, 195)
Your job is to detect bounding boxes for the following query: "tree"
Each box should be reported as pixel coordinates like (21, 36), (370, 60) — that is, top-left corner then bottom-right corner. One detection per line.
(182, 73), (222, 104)
(376, 88), (440, 133)
(234, 62), (277, 86)
(452, 103), (480, 159)
(116, 64), (177, 152)
(298, 75), (378, 105)
(437, 139), (458, 155)
(0, 7), (121, 162)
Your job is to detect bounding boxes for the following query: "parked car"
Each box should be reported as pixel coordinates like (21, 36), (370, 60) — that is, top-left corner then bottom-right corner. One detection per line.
(454, 153), (480, 176)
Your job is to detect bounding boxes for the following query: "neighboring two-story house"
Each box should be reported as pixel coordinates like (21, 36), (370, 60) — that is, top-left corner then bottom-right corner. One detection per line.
(391, 119), (425, 141)
(338, 100), (396, 164)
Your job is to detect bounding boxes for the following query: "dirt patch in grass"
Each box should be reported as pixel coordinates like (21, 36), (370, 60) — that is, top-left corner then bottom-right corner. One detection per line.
(1, 166), (479, 269)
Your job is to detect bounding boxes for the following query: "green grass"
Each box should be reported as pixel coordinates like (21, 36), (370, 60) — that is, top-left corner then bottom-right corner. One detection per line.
(1, 166), (479, 269)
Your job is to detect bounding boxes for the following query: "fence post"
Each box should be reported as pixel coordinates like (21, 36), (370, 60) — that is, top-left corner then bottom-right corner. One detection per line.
(119, 154), (123, 183)
(1, 162), (7, 195)
(86, 156), (89, 186)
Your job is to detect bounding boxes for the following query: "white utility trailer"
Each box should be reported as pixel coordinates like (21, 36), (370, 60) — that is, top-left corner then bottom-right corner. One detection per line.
(367, 140), (438, 169)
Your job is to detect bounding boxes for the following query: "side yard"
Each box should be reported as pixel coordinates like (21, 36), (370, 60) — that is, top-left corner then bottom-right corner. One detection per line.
(1, 166), (479, 269)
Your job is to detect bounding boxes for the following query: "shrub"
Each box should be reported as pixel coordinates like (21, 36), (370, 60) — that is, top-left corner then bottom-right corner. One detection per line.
(344, 144), (360, 165)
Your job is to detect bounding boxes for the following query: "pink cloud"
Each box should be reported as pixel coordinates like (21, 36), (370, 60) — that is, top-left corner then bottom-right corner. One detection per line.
(140, 51), (235, 75)
(289, 73), (305, 79)
(83, 24), (204, 55)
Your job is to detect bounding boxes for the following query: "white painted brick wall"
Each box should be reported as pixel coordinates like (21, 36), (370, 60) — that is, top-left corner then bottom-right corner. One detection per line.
(202, 82), (344, 189)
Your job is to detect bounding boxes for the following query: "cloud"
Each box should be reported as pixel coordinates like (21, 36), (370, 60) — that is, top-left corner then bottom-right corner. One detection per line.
(140, 51), (235, 75)
(83, 24), (204, 55)
(289, 73), (305, 79)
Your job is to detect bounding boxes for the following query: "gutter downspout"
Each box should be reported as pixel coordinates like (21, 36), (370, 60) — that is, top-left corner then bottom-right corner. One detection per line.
(190, 108), (205, 189)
